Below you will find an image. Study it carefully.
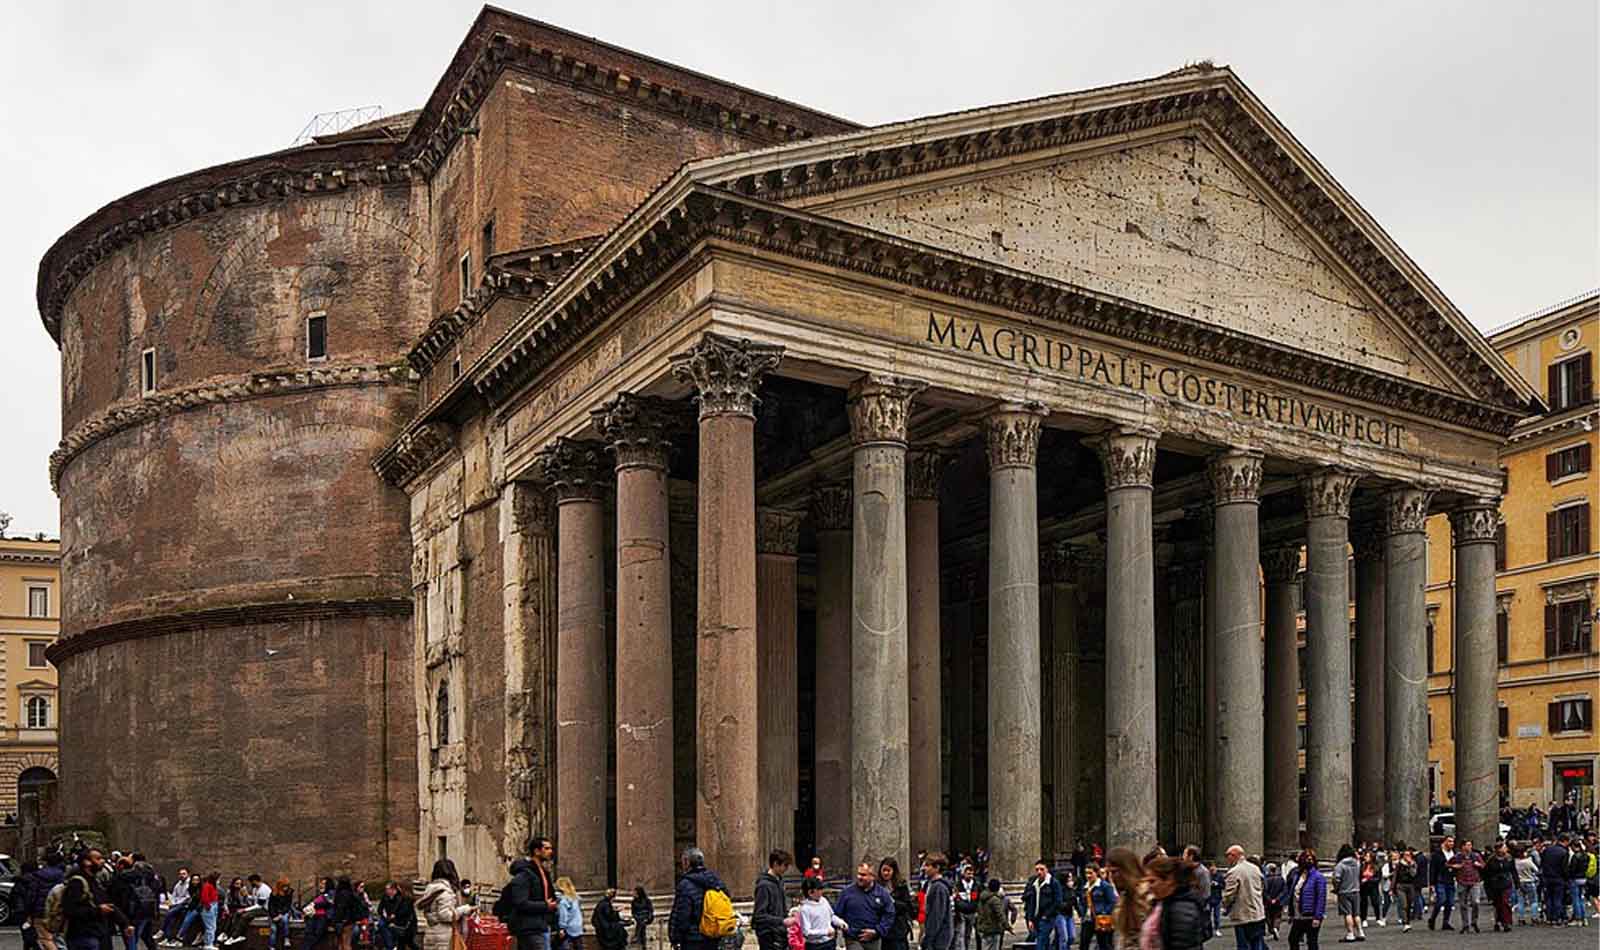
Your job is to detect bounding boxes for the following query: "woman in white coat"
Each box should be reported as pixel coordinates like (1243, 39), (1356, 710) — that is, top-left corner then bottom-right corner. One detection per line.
(418, 859), (475, 950)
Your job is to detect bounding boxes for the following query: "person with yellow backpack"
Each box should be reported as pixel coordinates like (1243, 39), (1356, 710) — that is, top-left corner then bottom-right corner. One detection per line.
(668, 849), (735, 950)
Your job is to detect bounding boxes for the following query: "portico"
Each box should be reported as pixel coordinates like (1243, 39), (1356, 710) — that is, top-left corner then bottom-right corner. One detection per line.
(383, 65), (1536, 890)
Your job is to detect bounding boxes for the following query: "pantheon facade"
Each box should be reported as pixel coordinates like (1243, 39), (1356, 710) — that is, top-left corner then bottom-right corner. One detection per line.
(38, 8), (1534, 889)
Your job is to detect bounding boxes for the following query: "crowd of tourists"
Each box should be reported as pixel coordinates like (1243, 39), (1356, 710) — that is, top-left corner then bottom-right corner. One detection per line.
(13, 821), (1600, 950)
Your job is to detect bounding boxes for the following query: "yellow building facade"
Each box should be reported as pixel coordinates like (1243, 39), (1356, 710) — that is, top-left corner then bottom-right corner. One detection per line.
(0, 533), (60, 819)
(1426, 290), (1599, 814)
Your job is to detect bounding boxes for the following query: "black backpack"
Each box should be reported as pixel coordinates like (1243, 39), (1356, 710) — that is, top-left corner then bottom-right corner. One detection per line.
(1158, 892), (1211, 950)
(1568, 851), (1588, 879)
(132, 876), (160, 920)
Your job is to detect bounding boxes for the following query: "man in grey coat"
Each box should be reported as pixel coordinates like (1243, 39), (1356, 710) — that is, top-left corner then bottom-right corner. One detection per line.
(1222, 846), (1266, 950)
(921, 853), (954, 950)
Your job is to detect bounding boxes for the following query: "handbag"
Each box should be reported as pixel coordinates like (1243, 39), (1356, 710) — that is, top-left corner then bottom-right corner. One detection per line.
(1093, 915), (1113, 934)
(451, 922), (470, 950)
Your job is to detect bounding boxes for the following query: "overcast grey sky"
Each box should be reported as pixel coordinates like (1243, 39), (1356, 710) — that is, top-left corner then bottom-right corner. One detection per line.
(2, 1), (1595, 537)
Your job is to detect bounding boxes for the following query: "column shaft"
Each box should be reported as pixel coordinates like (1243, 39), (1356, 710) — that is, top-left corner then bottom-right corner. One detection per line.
(1202, 515), (1219, 855)
(1384, 488), (1433, 848)
(812, 486), (853, 871)
(1094, 428), (1159, 852)
(986, 406), (1046, 880)
(537, 438), (611, 888)
(1262, 546), (1303, 857)
(1209, 450), (1264, 854)
(848, 375), (924, 870)
(756, 510), (800, 862)
(947, 570), (977, 853)
(1301, 469), (1360, 856)
(1352, 526), (1387, 844)
(671, 333), (782, 893)
(907, 451), (947, 855)
(1452, 501), (1501, 848)
(500, 482), (556, 863)
(1044, 545), (1080, 858)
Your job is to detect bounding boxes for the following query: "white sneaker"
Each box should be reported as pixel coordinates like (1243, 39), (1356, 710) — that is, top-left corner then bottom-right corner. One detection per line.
(1376, 919), (1386, 927)
(1403, 925), (1412, 933)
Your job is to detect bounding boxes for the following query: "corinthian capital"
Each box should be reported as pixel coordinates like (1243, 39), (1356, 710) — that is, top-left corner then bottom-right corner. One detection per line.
(1090, 426), (1160, 490)
(1261, 545), (1303, 584)
(984, 403), (1048, 471)
(591, 393), (681, 471)
(534, 437), (610, 502)
(907, 447), (954, 500)
(847, 374), (927, 446)
(811, 482), (852, 532)
(1299, 467), (1361, 520)
(668, 333), (784, 419)
(1207, 449), (1263, 506)
(1450, 498), (1501, 546)
(1383, 485), (1435, 537)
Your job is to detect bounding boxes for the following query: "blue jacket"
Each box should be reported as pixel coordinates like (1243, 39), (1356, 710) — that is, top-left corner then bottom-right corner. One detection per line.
(557, 895), (583, 938)
(834, 883), (895, 939)
(1085, 880), (1116, 916)
(1283, 867), (1326, 921)
(668, 869), (728, 950)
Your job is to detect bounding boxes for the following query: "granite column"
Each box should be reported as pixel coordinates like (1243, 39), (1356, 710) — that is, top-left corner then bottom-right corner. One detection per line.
(811, 484), (853, 872)
(907, 449), (949, 855)
(593, 394), (679, 891)
(1092, 427), (1160, 852)
(756, 508), (801, 860)
(847, 374), (925, 870)
(1452, 499), (1501, 848)
(1300, 468), (1361, 857)
(986, 405), (1047, 879)
(1261, 545), (1303, 857)
(1043, 543), (1080, 857)
(1351, 523), (1387, 844)
(670, 333), (783, 892)
(1384, 487), (1434, 848)
(1208, 449), (1265, 854)
(535, 437), (611, 887)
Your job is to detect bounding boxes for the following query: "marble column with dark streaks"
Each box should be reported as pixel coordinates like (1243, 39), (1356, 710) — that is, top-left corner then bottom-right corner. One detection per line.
(1208, 449), (1264, 854)
(906, 448), (949, 855)
(1261, 544), (1303, 857)
(1384, 487), (1434, 848)
(1091, 426), (1160, 852)
(847, 374), (925, 871)
(1452, 499), (1502, 849)
(811, 483), (853, 872)
(670, 333), (783, 893)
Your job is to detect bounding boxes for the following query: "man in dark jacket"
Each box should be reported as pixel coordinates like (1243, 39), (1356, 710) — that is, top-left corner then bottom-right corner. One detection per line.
(1428, 837), (1456, 931)
(61, 849), (128, 950)
(1022, 862), (1064, 950)
(1540, 836), (1570, 924)
(668, 849), (728, 950)
(834, 862), (894, 950)
(109, 856), (160, 950)
(920, 854), (953, 950)
(500, 837), (558, 950)
(751, 850), (792, 950)
(30, 853), (67, 950)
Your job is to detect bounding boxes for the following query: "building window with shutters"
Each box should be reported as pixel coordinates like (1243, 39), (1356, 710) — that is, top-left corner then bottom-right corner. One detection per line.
(1498, 705), (1508, 739)
(1547, 503), (1591, 560)
(1544, 597), (1594, 657)
(1495, 522), (1507, 571)
(25, 696), (50, 730)
(1546, 442), (1592, 482)
(1549, 697), (1593, 734)
(1497, 610), (1509, 665)
(1548, 352), (1593, 412)
(1426, 611), (1437, 673)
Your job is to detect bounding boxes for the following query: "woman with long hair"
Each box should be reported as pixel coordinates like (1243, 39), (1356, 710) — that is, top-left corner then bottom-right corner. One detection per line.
(555, 877), (583, 950)
(1080, 865), (1116, 950)
(418, 859), (473, 950)
(1106, 849), (1147, 948)
(629, 886), (653, 948)
(1138, 857), (1203, 950)
(268, 880), (296, 950)
(878, 858), (914, 950)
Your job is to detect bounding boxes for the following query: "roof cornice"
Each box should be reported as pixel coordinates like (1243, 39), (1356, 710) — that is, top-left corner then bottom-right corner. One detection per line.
(376, 186), (1524, 486)
(1487, 290), (1600, 348)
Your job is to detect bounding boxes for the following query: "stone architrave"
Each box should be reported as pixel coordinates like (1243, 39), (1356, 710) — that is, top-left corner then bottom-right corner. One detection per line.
(985, 404), (1048, 881)
(906, 448), (950, 856)
(1261, 544), (1303, 857)
(755, 507), (802, 862)
(1350, 522), (1387, 844)
(1207, 449), (1264, 854)
(1383, 486), (1434, 848)
(593, 393), (679, 891)
(533, 436), (611, 888)
(1451, 499), (1502, 849)
(846, 374), (925, 872)
(811, 483), (853, 871)
(1090, 426), (1160, 852)
(1299, 467), (1361, 857)
(669, 333), (783, 893)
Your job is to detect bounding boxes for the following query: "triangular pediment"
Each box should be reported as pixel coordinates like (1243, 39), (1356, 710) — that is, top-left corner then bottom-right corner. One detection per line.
(818, 134), (1456, 390)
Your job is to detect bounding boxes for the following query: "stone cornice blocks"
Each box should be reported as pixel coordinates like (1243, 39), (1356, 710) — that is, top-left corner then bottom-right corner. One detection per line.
(906, 447), (954, 500)
(1090, 426), (1160, 490)
(592, 393), (682, 471)
(1449, 499), (1502, 546)
(1382, 485), (1436, 537)
(533, 437), (610, 502)
(755, 508), (803, 556)
(846, 374), (927, 446)
(669, 333), (784, 420)
(1261, 545), (1303, 583)
(983, 403), (1047, 470)
(1207, 449), (1264, 506)
(380, 420), (457, 490)
(1299, 467), (1361, 520)
(811, 482), (851, 532)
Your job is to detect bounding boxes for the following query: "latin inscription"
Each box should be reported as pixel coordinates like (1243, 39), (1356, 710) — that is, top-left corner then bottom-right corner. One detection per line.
(926, 313), (1406, 450)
